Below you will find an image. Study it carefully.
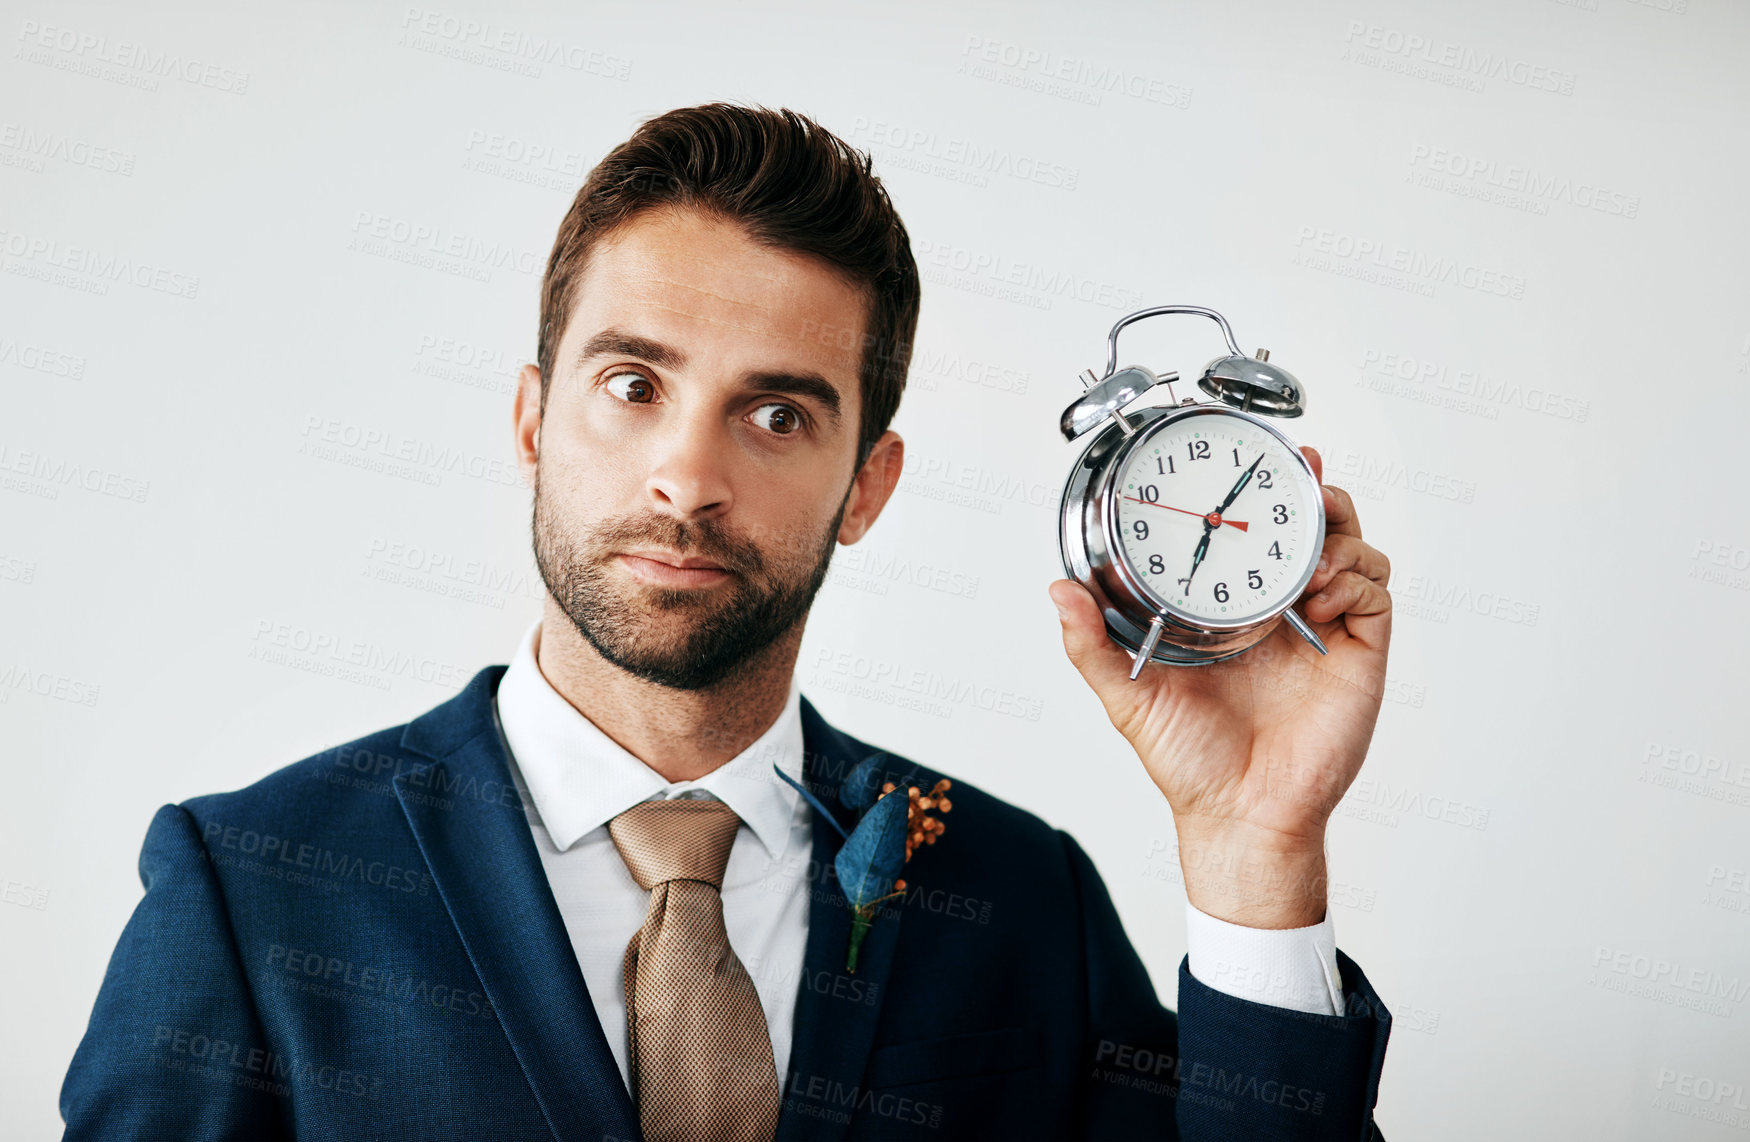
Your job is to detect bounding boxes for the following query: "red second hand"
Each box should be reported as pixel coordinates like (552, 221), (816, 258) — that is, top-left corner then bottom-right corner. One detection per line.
(1120, 495), (1249, 532)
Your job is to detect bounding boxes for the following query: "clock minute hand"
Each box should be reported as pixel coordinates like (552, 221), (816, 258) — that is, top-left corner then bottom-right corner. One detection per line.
(1214, 453), (1265, 516)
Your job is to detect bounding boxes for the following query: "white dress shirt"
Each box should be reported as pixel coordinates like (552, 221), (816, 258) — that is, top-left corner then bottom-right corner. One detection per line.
(491, 620), (1346, 1097)
(494, 621), (816, 1095)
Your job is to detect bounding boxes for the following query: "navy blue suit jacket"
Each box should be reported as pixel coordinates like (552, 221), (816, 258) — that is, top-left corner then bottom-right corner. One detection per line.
(62, 665), (1390, 1140)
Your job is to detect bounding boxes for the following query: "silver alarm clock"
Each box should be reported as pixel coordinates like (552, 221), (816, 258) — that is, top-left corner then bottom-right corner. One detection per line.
(1057, 305), (1330, 676)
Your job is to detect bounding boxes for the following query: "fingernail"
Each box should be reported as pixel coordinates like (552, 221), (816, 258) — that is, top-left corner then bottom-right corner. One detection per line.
(1316, 554), (1329, 572)
(1052, 600), (1069, 621)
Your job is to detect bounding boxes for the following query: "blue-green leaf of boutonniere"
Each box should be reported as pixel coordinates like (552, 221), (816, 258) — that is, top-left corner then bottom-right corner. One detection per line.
(833, 788), (909, 972)
(771, 764), (849, 841)
(840, 752), (889, 812)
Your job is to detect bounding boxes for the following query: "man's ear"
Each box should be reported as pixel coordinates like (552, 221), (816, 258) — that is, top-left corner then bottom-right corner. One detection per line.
(514, 362), (543, 485)
(837, 430), (904, 546)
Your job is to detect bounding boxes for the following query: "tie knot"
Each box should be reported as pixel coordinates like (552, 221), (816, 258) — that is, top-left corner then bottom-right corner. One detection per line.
(609, 797), (743, 891)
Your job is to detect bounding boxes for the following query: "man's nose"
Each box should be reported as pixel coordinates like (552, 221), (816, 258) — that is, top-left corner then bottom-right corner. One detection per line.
(643, 409), (734, 517)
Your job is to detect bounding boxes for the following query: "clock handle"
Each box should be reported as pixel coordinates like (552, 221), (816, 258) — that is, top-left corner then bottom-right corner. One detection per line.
(1283, 609), (1330, 656)
(1104, 305), (1243, 378)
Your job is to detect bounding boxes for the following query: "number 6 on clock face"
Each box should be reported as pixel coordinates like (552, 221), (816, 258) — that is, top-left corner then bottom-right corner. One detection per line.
(1116, 410), (1322, 626)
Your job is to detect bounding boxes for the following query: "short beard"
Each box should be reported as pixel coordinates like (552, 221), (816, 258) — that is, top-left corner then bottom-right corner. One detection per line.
(531, 470), (850, 691)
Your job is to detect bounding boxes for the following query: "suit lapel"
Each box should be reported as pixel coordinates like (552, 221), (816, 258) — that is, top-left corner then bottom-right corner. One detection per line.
(394, 666), (641, 1142)
(775, 698), (907, 1142)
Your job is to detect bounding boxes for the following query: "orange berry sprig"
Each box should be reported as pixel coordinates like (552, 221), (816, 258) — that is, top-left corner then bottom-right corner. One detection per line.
(882, 777), (953, 888)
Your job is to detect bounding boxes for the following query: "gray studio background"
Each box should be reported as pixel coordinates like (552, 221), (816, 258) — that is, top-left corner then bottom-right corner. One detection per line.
(4, 1), (1748, 1137)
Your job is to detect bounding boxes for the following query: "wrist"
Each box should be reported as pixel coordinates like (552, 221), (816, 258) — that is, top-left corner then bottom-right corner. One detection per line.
(1173, 818), (1328, 929)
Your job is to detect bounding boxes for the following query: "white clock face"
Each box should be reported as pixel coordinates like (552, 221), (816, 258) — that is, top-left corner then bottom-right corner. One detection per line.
(1113, 414), (1322, 624)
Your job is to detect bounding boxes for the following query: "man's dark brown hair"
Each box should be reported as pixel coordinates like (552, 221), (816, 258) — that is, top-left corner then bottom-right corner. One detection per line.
(537, 102), (920, 472)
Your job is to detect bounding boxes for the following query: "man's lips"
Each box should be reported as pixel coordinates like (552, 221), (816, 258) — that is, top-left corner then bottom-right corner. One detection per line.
(614, 551), (735, 588)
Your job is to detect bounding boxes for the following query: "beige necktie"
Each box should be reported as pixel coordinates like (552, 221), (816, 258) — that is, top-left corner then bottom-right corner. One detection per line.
(608, 797), (781, 1142)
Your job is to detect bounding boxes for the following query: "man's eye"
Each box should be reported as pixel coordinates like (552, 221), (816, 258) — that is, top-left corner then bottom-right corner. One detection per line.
(751, 402), (804, 435)
(604, 371), (655, 403)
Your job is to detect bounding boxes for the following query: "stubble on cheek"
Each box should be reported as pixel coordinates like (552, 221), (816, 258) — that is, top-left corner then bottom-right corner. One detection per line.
(528, 408), (852, 688)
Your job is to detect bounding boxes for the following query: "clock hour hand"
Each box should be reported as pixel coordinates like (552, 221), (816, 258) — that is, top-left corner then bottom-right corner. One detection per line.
(1177, 522), (1212, 596)
(1178, 453), (1261, 596)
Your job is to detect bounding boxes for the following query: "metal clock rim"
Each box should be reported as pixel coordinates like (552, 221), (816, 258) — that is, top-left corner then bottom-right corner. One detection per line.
(1096, 403), (1326, 633)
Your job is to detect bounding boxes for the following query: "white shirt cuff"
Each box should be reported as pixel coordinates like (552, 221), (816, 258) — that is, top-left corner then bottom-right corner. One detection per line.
(1184, 900), (1346, 1016)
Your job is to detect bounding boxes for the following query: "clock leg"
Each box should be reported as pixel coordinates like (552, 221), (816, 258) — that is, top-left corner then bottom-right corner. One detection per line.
(1283, 609), (1329, 656)
(1130, 615), (1166, 680)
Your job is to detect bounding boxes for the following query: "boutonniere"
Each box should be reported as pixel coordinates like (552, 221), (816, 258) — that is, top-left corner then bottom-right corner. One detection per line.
(775, 753), (952, 972)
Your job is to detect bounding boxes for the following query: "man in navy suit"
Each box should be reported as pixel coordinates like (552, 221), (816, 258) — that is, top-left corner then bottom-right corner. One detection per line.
(62, 104), (1394, 1139)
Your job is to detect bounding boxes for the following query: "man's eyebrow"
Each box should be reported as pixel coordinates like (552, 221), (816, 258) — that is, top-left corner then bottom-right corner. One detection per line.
(740, 371), (843, 427)
(574, 328), (688, 372)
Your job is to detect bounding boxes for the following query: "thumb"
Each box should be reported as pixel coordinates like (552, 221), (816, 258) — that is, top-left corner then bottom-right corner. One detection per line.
(1047, 579), (1143, 696)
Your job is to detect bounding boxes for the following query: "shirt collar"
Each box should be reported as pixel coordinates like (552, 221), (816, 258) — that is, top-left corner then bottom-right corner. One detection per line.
(493, 619), (804, 858)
